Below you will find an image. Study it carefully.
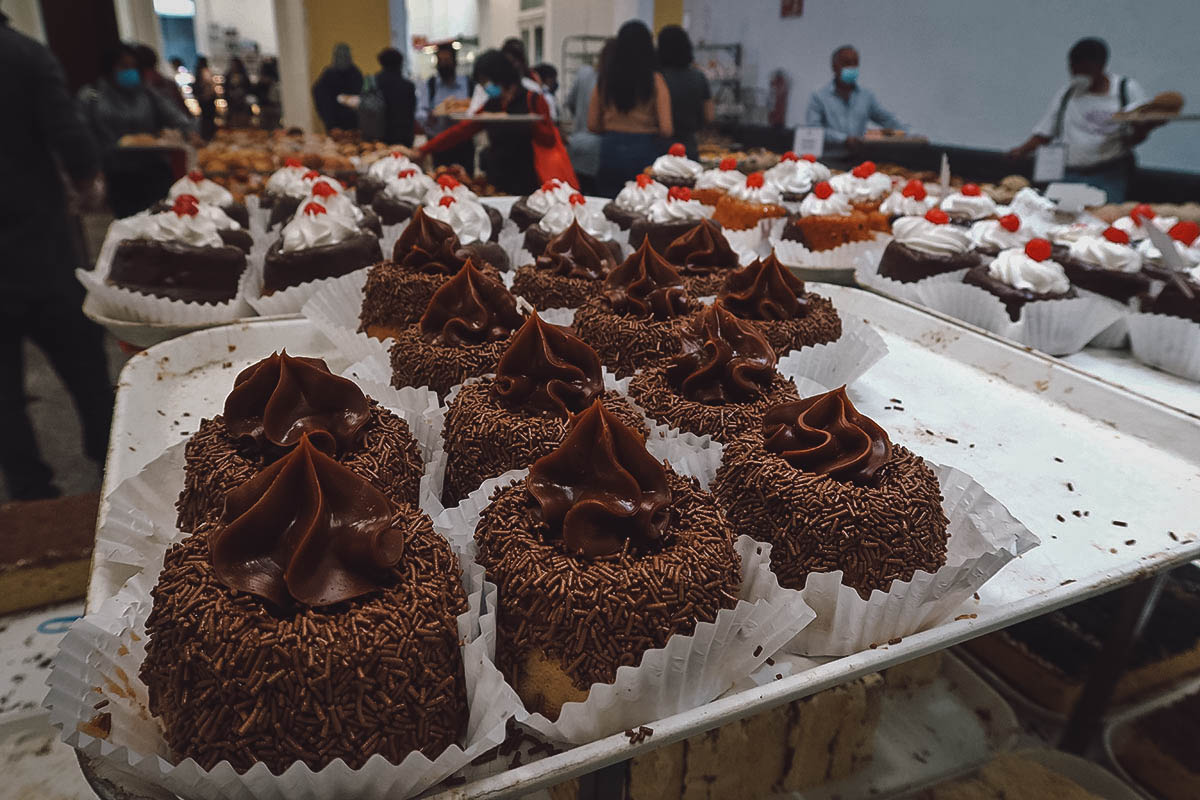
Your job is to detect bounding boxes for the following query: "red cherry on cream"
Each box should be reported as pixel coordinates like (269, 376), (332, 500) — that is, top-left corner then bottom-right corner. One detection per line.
(1103, 226), (1131, 245)
(541, 179), (561, 192)
(901, 179), (926, 200)
(719, 157), (738, 170)
(636, 174), (653, 188)
(780, 151), (799, 162)
(924, 208), (949, 225)
(303, 170), (321, 180)
(1169, 220), (1200, 246)
(961, 183), (981, 197)
(800, 153), (817, 162)
(813, 181), (833, 200)
(1130, 203), (1156, 223)
(187, 170), (205, 183)
(284, 157), (303, 168)
(391, 150), (404, 158)
(397, 168), (417, 179)
(745, 172), (765, 189)
(311, 181), (337, 198)
(998, 214), (1021, 232)
(1025, 238), (1052, 262)
(668, 185), (692, 201)
(172, 195), (199, 216)
(302, 202), (327, 216)
(668, 143), (686, 157)
(438, 195), (456, 207)
(851, 161), (876, 178)
(437, 174), (461, 188)
(569, 192), (586, 205)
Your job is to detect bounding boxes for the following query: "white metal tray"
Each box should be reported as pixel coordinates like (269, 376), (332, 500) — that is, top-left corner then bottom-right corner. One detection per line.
(891, 748), (1141, 800)
(1103, 673), (1200, 799)
(87, 285), (1200, 798)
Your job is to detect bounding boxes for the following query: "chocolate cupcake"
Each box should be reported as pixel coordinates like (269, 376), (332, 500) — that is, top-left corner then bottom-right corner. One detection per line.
(176, 352), (424, 533)
(662, 217), (739, 296)
(144, 433), (468, 772)
(167, 170), (249, 228)
(719, 253), (842, 356)
(440, 314), (645, 506)
(356, 150), (420, 205)
(1141, 270), (1200, 324)
(522, 193), (619, 258)
(510, 220), (621, 309)
(388, 260), (524, 397)
(266, 169), (345, 229)
(474, 400), (740, 719)
(628, 303), (800, 442)
(303, 179), (383, 236)
(369, 166), (437, 225)
(359, 208), (502, 338)
(714, 386), (949, 599)
(603, 174), (668, 230)
(648, 143), (704, 188)
(510, 178), (576, 231)
(262, 201), (383, 295)
(628, 186), (712, 254)
(148, 198), (253, 251)
(968, 213), (1033, 258)
(1138, 221), (1200, 282)
(877, 209), (980, 283)
(573, 239), (701, 378)
(938, 183), (997, 225)
(963, 239), (1076, 322)
(1061, 227), (1150, 304)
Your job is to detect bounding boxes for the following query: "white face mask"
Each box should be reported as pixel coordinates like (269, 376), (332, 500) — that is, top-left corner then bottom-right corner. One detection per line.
(1069, 74), (1092, 94)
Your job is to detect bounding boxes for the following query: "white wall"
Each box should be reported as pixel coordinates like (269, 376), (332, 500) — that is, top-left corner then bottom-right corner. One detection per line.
(193, 0), (279, 56)
(271, 0), (308, 128)
(683, 0), (1200, 172)
(476, 0), (518, 49)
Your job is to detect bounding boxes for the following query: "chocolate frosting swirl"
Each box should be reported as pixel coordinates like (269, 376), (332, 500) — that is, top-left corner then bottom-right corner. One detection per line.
(224, 351), (370, 454)
(762, 386), (893, 485)
(419, 259), (523, 345)
(393, 206), (467, 275)
(719, 253), (810, 321)
(493, 313), (603, 417)
(602, 239), (690, 320)
(666, 302), (776, 404)
(663, 218), (738, 275)
(210, 434), (404, 608)
(534, 220), (616, 280)
(528, 399), (671, 557)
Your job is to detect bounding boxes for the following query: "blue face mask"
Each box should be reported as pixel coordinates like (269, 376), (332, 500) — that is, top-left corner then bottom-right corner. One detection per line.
(483, 83), (503, 98)
(839, 66), (859, 85)
(115, 68), (141, 89)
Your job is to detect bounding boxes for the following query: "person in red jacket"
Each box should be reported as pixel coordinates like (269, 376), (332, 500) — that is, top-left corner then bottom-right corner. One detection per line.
(420, 49), (570, 195)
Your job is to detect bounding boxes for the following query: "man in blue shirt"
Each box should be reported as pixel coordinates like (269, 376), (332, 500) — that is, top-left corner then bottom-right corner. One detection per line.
(805, 45), (905, 166)
(416, 43), (475, 171)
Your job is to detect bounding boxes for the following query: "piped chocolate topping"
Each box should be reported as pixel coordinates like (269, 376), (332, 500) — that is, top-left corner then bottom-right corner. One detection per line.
(419, 259), (523, 345)
(209, 434), (404, 608)
(534, 220), (616, 279)
(667, 302), (776, 404)
(763, 386), (892, 485)
(663, 218), (738, 275)
(602, 238), (690, 320)
(223, 351), (370, 454)
(720, 253), (810, 321)
(493, 313), (603, 417)
(394, 206), (468, 274)
(528, 400), (671, 557)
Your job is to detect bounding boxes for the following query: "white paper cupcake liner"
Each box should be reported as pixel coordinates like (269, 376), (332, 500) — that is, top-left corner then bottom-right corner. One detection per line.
(433, 470), (815, 745)
(722, 227), (768, 262)
(787, 462), (1039, 657)
(916, 280), (1124, 356)
(245, 195), (269, 238)
(46, 468), (522, 799)
(379, 218), (411, 261)
(300, 269), (392, 366)
(1128, 312), (1200, 381)
(775, 314), (889, 389)
(852, 261), (967, 305)
(498, 224), (526, 269)
(773, 232), (892, 272)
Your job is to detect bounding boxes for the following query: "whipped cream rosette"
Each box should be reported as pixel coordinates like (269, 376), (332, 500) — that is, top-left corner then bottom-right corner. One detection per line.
(939, 183), (997, 222)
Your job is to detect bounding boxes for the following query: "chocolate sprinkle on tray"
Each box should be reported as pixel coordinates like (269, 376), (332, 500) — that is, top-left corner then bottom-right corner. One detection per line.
(1056, 514), (1065, 523)
(1113, 520), (1128, 527)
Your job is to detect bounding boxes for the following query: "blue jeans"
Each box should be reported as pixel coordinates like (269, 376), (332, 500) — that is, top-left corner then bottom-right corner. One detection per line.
(597, 131), (665, 198)
(1063, 155), (1133, 204)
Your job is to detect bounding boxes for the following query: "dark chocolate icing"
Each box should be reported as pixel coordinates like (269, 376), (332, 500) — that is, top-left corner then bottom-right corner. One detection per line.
(493, 313), (603, 417)
(223, 351), (370, 454)
(720, 253), (810, 321)
(763, 386), (892, 485)
(602, 238), (690, 320)
(392, 206), (468, 274)
(528, 400), (671, 557)
(667, 302), (776, 404)
(418, 259), (523, 346)
(663, 218), (739, 276)
(534, 220), (617, 279)
(209, 434), (404, 607)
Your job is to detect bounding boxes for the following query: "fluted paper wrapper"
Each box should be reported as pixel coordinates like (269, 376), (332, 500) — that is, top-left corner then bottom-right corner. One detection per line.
(45, 462), (522, 799)
(786, 462), (1038, 657)
(300, 269), (392, 365)
(1078, 291), (1132, 349)
(79, 217), (261, 324)
(722, 227), (769, 262)
(852, 260), (966, 304)
(1128, 312), (1200, 381)
(775, 315), (889, 390)
(434, 469), (815, 745)
(916, 280), (1124, 356)
(245, 194), (269, 236)
(774, 232), (892, 273)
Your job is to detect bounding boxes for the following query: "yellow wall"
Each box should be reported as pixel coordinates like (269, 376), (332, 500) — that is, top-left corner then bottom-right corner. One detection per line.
(304, 0), (392, 131)
(654, 0), (684, 32)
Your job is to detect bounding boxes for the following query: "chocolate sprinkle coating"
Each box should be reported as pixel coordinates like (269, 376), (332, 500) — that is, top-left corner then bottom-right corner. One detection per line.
(628, 366), (800, 443)
(140, 507), (469, 773)
(359, 260), (503, 333)
(713, 435), (948, 599)
(726, 293), (843, 358)
(572, 297), (700, 378)
(388, 324), (514, 398)
(474, 471), (741, 701)
(441, 380), (647, 506)
(176, 401), (423, 533)
(510, 263), (603, 310)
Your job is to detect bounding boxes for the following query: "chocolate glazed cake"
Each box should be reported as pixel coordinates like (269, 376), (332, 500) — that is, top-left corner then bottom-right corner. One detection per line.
(714, 387), (948, 598)
(176, 352), (424, 533)
(474, 400), (741, 719)
(572, 239), (700, 378)
(719, 253), (842, 357)
(510, 221), (621, 309)
(388, 259), (524, 397)
(662, 218), (738, 296)
(144, 433), (468, 773)
(628, 302), (800, 443)
(262, 203), (383, 295)
(439, 313), (646, 506)
(1141, 275), (1200, 324)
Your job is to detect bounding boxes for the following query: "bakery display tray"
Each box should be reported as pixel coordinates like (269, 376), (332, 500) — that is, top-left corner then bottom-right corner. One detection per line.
(86, 284), (1200, 798)
(1103, 672), (1200, 799)
(891, 748), (1141, 800)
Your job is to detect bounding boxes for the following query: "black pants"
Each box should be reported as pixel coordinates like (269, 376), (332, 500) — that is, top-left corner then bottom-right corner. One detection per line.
(0, 289), (114, 500)
(432, 139), (476, 174)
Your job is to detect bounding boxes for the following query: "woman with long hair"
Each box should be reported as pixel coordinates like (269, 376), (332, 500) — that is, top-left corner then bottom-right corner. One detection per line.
(657, 25), (713, 161)
(588, 20), (672, 197)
